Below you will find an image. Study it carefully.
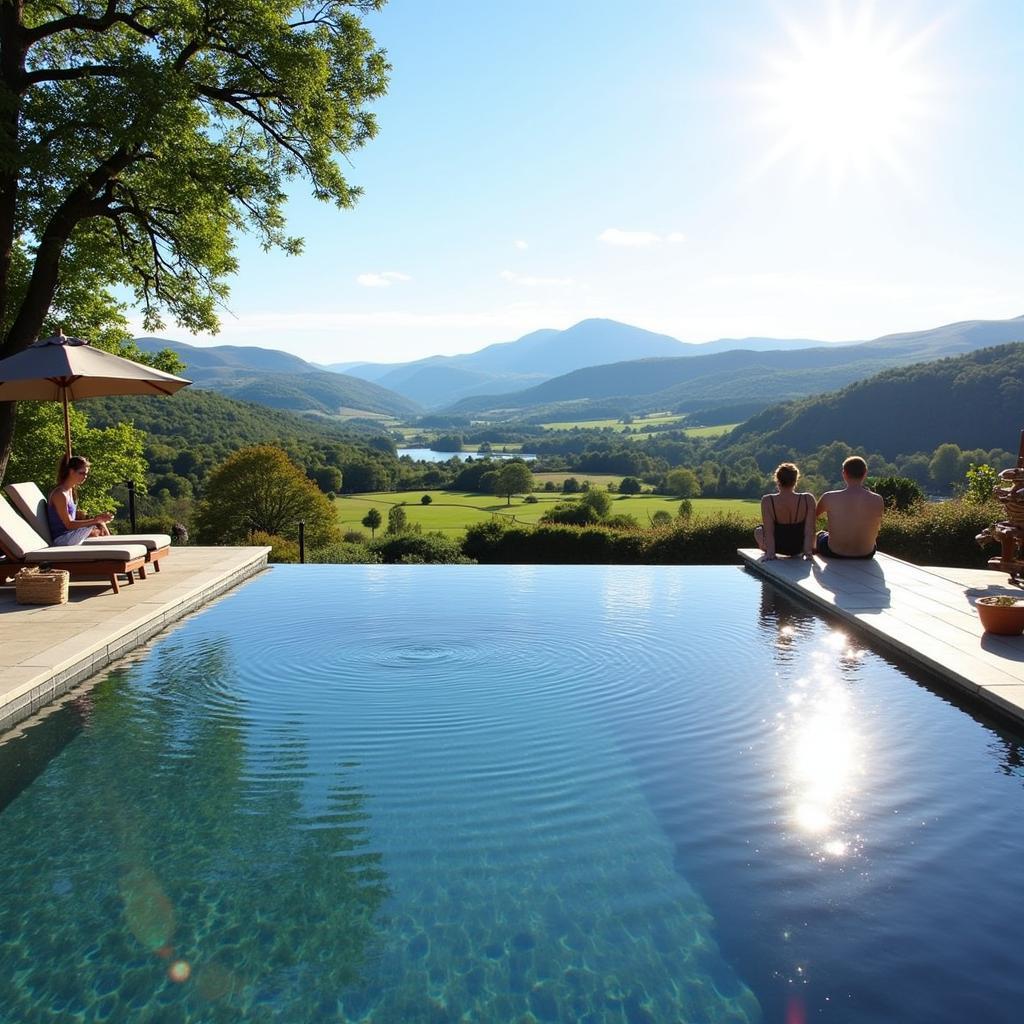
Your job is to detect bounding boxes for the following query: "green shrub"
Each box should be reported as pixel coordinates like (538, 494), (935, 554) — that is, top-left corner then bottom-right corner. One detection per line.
(604, 513), (640, 530)
(962, 463), (1000, 505)
(871, 476), (924, 511)
(645, 514), (752, 564)
(462, 513), (750, 564)
(371, 532), (473, 564)
(878, 499), (996, 567)
(308, 542), (381, 564)
(541, 501), (602, 526)
(249, 530), (300, 563)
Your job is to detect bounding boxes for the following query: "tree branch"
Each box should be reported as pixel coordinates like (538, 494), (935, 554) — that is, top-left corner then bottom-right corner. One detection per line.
(24, 2), (157, 45)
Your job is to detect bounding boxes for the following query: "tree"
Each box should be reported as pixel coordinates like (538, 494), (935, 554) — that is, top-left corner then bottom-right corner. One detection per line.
(666, 468), (701, 498)
(386, 505), (408, 535)
(963, 463), (999, 505)
(562, 477), (580, 494)
(420, 494), (432, 505)
(870, 476), (924, 511)
(361, 508), (382, 537)
(493, 462), (534, 505)
(929, 444), (963, 491)
(580, 488), (611, 517)
(194, 445), (339, 546)
(0, 1), (389, 478)
(619, 476), (642, 495)
(312, 466), (343, 494)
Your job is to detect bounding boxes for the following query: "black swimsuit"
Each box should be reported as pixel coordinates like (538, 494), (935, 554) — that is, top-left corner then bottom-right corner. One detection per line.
(768, 494), (810, 556)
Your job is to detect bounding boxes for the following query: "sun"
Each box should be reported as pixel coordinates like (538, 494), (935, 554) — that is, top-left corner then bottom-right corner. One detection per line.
(753, 5), (939, 184)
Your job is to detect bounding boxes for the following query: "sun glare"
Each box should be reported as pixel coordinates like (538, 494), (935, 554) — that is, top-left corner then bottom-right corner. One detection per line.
(753, 4), (939, 184)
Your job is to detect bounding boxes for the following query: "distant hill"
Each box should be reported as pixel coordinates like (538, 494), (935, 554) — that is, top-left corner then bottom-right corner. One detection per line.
(84, 389), (373, 448)
(327, 319), (828, 409)
(446, 315), (1024, 419)
(136, 337), (419, 419)
(724, 343), (1024, 458)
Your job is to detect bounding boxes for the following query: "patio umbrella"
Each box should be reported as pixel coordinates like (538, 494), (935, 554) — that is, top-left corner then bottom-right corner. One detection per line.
(0, 330), (191, 458)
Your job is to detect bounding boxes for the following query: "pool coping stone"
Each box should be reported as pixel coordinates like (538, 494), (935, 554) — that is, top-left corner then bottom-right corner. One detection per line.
(0, 546), (270, 735)
(739, 548), (1024, 725)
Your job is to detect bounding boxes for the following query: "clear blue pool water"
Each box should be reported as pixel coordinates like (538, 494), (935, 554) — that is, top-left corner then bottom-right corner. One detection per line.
(2, 565), (1024, 1023)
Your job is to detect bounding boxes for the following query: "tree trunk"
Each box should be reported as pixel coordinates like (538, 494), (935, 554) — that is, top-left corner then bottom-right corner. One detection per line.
(0, 400), (17, 485)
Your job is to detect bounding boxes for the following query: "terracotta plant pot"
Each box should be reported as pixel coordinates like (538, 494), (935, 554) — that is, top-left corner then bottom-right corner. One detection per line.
(976, 596), (1024, 635)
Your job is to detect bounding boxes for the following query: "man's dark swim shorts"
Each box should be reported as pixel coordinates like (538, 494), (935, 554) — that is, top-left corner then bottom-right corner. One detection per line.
(816, 531), (876, 559)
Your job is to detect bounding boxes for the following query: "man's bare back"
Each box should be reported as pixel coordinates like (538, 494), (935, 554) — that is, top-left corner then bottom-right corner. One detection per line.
(815, 471), (883, 558)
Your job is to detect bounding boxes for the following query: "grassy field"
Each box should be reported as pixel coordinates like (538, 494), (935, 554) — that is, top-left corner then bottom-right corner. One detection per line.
(536, 415), (737, 439)
(335, 490), (760, 536)
(540, 413), (684, 431)
(680, 423), (739, 437)
(530, 472), (624, 488)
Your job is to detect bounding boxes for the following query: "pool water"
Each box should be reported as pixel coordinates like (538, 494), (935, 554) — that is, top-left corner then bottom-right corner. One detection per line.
(2, 565), (1024, 1023)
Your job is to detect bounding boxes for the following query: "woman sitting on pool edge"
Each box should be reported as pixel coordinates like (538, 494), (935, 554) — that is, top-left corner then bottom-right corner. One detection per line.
(754, 462), (816, 560)
(48, 455), (114, 546)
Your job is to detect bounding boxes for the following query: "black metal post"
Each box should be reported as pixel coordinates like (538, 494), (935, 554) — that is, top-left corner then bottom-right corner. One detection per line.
(126, 479), (137, 532)
(299, 520), (305, 563)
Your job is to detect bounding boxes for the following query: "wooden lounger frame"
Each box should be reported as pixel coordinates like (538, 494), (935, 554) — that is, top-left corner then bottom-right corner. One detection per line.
(0, 543), (147, 595)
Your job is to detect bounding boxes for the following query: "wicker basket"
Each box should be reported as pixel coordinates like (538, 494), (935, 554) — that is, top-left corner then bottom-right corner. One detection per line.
(15, 566), (70, 605)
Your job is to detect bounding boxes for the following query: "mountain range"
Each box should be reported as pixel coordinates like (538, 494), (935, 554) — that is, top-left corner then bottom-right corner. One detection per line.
(136, 313), (1024, 426)
(328, 319), (826, 408)
(723, 342), (1024, 459)
(135, 337), (420, 419)
(443, 315), (1024, 420)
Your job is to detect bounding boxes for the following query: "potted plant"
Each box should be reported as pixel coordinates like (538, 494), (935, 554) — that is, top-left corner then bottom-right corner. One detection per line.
(976, 595), (1024, 635)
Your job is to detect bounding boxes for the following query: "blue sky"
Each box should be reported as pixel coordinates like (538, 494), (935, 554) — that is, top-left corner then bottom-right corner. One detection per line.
(145, 0), (1024, 364)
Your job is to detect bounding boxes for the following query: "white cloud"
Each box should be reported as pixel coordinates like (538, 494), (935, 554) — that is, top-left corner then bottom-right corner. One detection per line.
(597, 228), (685, 247)
(499, 270), (573, 288)
(514, 239), (529, 250)
(356, 271), (412, 288)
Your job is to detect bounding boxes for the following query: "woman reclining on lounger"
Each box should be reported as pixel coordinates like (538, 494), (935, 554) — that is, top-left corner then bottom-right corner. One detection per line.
(48, 455), (113, 546)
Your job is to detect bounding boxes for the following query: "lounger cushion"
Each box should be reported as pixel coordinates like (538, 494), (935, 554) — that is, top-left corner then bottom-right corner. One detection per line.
(3, 482), (50, 538)
(83, 534), (171, 551)
(4, 483), (170, 551)
(24, 544), (148, 563)
(0, 497), (48, 558)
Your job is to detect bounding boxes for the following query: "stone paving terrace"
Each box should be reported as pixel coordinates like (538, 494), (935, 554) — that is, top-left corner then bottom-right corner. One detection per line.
(0, 546), (269, 734)
(740, 549), (1024, 725)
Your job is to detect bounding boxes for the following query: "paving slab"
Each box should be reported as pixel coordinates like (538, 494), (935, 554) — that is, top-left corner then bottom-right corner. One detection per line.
(739, 548), (1024, 724)
(0, 545), (269, 735)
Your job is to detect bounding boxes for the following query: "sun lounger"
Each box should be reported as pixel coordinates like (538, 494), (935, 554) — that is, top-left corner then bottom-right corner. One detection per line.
(4, 481), (171, 572)
(0, 497), (148, 594)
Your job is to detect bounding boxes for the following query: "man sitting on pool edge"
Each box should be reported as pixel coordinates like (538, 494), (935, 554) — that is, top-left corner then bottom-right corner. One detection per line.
(815, 455), (884, 559)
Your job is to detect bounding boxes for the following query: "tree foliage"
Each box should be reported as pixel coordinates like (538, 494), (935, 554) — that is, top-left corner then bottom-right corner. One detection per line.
(870, 476), (924, 511)
(493, 461), (534, 505)
(194, 444), (339, 546)
(0, 0), (389, 473)
(6, 401), (146, 515)
(361, 507), (381, 536)
(665, 467), (701, 498)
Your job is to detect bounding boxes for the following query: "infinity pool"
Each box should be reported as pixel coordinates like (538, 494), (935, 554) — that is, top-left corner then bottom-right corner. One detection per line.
(2, 566), (1024, 1022)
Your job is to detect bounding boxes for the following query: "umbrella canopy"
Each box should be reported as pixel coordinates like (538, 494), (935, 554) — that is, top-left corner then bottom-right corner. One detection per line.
(0, 331), (191, 458)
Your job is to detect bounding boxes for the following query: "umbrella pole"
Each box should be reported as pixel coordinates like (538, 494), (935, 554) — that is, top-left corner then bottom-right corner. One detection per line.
(62, 390), (72, 461)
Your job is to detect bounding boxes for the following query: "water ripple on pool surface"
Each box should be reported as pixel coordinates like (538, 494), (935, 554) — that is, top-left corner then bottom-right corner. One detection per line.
(4, 566), (1024, 1022)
